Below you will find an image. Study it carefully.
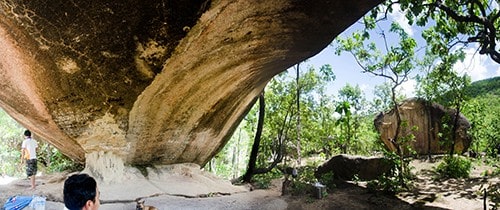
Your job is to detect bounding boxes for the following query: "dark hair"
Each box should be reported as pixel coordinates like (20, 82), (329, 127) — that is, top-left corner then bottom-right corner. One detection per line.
(24, 130), (31, 137)
(63, 173), (97, 210)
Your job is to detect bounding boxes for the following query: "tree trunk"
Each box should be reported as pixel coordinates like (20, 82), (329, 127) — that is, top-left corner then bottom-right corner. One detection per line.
(296, 63), (302, 166)
(449, 104), (460, 156)
(426, 101), (432, 161)
(346, 114), (351, 154)
(232, 128), (242, 179)
(390, 86), (405, 187)
(242, 92), (265, 183)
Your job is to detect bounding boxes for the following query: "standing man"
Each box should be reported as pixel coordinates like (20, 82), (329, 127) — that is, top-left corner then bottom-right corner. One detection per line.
(21, 129), (38, 190)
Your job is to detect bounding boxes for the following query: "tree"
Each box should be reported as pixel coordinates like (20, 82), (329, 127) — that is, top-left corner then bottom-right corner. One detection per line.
(0, 109), (24, 176)
(242, 64), (336, 180)
(414, 28), (471, 156)
(0, 108), (83, 176)
(421, 58), (471, 156)
(462, 99), (486, 154)
(337, 84), (369, 154)
(335, 101), (352, 154)
(336, 21), (417, 142)
(242, 92), (284, 183)
(373, 82), (406, 113)
(377, 0), (500, 64)
(295, 63), (302, 166)
(335, 21), (418, 188)
(338, 84), (365, 114)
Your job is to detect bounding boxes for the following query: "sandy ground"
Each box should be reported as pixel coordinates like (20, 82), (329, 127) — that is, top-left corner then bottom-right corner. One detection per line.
(0, 174), (286, 210)
(0, 159), (498, 210)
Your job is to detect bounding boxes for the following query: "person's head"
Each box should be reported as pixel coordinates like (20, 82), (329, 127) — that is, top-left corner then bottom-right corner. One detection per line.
(24, 130), (31, 137)
(64, 173), (100, 210)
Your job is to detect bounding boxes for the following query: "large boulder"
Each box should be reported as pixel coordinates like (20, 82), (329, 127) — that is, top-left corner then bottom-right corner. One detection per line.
(0, 1), (382, 180)
(315, 154), (392, 181)
(374, 98), (472, 155)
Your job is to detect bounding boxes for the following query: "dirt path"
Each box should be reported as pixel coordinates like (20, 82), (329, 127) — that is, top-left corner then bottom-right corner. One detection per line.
(398, 159), (498, 210)
(286, 158), (498, 210)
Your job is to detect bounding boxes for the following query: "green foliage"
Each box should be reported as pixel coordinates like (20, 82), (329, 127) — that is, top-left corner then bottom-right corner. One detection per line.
(427, 60), (471, 108)
(464, 77), (500, 98)
(205, 126), (251, 180)
(214, 0), (499, 184)
(0, 110), (26, 176)
(0, 108), (82, 176)
(251, 169), (282, 189)
(437, 114), (456, 153)
(317, 171), (336, 189)
(252, 65), (340, 163)
(335, 101), (352, 154)
(44, 149), (84, 173)
(288, 166), (326, 196)
(435, 156), (472, 179)
(481, 166), (500, 177)
(372, 82), (406, 113)
(294, 166), (318, 184)
(460, 79), (500, 157)
(486, 184), (500, 210)
(367, 150), (414, 194)
(367, 172), (401, 194)
(289, 181), (316, 197)
(338, 84), (365, 113)
(382, 0), (500, 64)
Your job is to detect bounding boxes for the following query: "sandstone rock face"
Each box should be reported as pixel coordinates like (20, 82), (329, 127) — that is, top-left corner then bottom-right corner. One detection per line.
(374, 98), (472, 155)
(0, 0), (381, 179)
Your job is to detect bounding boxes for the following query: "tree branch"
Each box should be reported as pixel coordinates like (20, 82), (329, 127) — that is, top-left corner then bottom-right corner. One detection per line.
(432, 0), (499, 63)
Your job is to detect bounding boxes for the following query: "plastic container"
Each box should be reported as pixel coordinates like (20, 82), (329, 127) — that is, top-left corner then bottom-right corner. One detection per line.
(313, 182), (326, 199)
(27, 196), (46, 210)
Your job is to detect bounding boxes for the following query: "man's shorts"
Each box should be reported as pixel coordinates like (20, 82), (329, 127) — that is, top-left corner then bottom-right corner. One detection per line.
(26, 159), (37, 177)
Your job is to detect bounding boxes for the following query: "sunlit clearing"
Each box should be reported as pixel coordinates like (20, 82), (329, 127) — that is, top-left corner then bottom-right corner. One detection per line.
(0, 176), (17, 185)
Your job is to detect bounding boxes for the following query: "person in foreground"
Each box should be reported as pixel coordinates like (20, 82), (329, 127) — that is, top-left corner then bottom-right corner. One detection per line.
(21, 129), (38, 190)
(63, 173), (100, 210)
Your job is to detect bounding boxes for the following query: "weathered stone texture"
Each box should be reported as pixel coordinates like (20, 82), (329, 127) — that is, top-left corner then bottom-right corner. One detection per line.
(0, 0), (382, 179)
(374, 98), (472, 155)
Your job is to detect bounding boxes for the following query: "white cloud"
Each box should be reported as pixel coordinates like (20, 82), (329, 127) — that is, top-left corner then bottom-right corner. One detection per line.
(496, 67), (500, 77)
(398, 78), (416, 98)
(493, 1), (499, 10)
(389, 4), (414, 36)
(453, 47), (488, 81)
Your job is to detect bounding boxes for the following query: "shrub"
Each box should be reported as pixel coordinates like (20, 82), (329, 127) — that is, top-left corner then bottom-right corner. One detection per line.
(45, 150), (84, 173)
(317, 171), (336, 189)
(367, 150), (414, 194)
(367, 174), (401, 194)
(489, 185), (500, 210)
(251, 169), (282, 189)
(289, 166), (322, 196)
(435, 155), (472, 179)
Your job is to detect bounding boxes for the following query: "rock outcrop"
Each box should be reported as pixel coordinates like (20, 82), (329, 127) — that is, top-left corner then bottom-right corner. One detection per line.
(315, 154), (392, 181)
(374, 98), (472, 156)
(0, 0), (382, 180)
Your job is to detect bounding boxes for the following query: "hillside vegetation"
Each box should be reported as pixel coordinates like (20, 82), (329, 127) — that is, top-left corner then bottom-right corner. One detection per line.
(465, 76), (500, 97)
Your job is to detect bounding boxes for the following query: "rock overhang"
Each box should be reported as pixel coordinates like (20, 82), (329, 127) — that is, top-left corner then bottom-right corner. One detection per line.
(0, 0), (383, 172)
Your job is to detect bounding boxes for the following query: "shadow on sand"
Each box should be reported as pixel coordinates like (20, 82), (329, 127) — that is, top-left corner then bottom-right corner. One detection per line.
(286, 181), (448, 210)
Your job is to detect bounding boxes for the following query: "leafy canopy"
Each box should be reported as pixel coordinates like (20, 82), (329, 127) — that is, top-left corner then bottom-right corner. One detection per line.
(377, 0), (500, 63)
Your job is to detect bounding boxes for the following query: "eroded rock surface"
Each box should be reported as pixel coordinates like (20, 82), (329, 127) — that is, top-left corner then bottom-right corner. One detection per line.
(0, 0), (382, 180)
(374, 98), (472, 155)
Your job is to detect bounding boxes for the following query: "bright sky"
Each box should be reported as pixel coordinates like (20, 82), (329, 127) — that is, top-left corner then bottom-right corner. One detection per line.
(297, 7), (500, 102)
